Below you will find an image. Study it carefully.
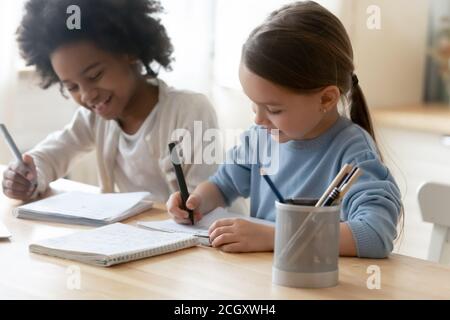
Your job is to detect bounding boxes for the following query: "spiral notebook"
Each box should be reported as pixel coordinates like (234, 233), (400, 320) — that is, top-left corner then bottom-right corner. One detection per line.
(29, 223), (199, 267)
(14, 191), (153, 226)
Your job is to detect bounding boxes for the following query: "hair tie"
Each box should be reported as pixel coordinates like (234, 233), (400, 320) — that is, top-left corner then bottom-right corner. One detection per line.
(352, 74), (359, 87)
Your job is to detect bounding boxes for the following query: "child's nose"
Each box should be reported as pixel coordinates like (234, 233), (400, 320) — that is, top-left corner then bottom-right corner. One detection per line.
(80, 87), (100, 107)
(253, 106), (269, 126)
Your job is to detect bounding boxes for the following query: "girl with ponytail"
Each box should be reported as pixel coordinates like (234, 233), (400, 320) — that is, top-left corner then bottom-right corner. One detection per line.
(167, 1), (402, 258)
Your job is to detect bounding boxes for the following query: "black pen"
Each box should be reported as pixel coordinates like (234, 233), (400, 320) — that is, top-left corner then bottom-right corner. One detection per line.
(168, 142), (194, 225)
(322, 167), (362, 207)
(322, 187), (340, 207)
(321, 168), (355, 206)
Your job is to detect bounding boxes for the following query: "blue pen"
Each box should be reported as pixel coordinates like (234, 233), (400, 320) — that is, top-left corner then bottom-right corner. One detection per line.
(260, 168), (285, 203)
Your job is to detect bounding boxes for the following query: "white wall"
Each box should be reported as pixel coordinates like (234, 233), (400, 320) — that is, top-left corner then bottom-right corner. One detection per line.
(0, 73), (98, 185)
(0, 1), (23, 165)
(158, 0), (216, 95)
(352, 0), (430, 108)
(0, 74), (76, 163)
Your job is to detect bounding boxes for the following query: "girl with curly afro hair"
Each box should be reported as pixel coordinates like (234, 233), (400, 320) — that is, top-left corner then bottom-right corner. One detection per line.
(3, 0), (219, 203)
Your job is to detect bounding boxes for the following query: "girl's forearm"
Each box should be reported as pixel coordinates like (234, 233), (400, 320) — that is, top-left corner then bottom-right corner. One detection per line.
(192, 181), (226, 215)
(339, 222), (357, 256)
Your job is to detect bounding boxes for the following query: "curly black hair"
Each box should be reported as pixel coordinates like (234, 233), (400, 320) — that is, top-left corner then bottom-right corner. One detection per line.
(17, 0), (173, 89)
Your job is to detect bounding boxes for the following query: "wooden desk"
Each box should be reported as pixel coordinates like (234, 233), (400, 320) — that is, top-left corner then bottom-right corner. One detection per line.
(1, 175), (450, 299)
(372, 104), (450, 135)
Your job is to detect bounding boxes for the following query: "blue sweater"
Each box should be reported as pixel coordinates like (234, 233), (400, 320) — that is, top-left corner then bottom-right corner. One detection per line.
(209, 117), (402, 258)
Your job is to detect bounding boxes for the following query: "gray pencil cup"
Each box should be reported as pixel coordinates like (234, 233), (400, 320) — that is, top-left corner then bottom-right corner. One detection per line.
(272, 199), (341, 288)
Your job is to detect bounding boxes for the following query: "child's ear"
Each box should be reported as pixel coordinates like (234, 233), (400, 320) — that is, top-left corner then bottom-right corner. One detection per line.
(319, 86), (340, 112)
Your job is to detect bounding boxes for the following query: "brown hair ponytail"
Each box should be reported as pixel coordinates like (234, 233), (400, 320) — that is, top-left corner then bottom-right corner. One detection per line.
(350, 75), (377, 142)
(242, 1), (377, 142)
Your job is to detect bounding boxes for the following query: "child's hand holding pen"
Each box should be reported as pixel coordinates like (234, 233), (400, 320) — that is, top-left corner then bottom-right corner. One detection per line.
(166, 192), (203, 225)
(2, 154), (37, 201)
(1, 124), (38, 201)
(167, 142), (199, 225)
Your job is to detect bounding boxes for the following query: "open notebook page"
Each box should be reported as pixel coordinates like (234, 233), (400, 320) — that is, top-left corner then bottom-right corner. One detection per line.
(16, 191), (152, 221)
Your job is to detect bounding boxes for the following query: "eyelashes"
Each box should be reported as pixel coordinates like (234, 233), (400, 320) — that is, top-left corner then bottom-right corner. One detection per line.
(88, 71), (103, 81)
(64, 70), (104, 92)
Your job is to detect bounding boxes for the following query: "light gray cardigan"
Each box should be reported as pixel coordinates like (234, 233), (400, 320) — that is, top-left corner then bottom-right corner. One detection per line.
(29, 79), (219, 198)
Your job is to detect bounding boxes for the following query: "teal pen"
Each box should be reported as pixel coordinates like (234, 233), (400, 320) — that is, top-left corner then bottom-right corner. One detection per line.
(0, 124), (23, 163)
(0, 123), (37, 188)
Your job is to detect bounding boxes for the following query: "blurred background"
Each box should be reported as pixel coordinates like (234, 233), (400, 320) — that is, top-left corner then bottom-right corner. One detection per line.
(1, 0), (450, 262)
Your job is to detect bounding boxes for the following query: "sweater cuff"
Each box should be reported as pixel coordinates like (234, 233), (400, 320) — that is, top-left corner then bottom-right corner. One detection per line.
(346, 220), (388, 259)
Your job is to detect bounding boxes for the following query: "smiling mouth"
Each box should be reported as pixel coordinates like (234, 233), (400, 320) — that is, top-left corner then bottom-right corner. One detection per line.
(94, 95), (112, 108)
(92, 95), (112, 110)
